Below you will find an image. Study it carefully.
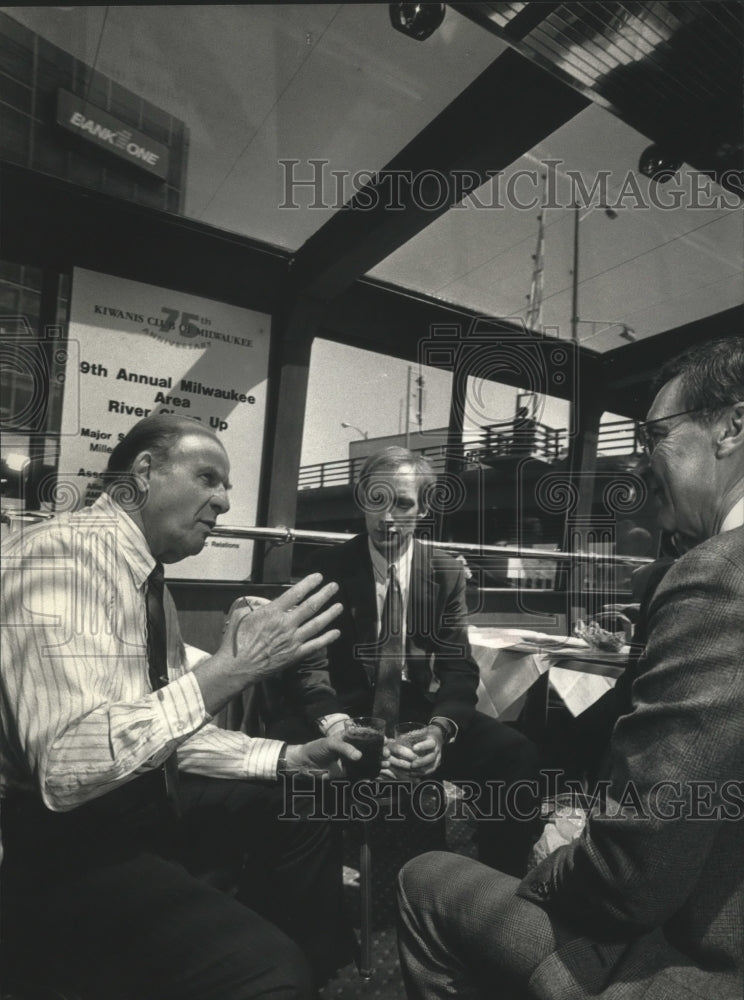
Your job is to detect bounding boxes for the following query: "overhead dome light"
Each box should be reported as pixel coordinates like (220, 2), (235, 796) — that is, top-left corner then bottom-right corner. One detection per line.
(638, 144), (683, 184)
(389, 3), (446, 41)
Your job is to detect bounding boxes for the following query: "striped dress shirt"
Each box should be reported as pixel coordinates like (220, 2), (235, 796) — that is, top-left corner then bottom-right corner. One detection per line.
(0, 492), (282, 812)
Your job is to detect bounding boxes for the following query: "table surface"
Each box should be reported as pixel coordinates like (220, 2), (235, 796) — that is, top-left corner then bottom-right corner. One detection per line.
(511, 642), (628, 678)
(468, 628), (630, 718)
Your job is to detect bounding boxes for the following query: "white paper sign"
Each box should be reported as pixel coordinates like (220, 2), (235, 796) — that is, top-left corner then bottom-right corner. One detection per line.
(57, 267), (270, 580)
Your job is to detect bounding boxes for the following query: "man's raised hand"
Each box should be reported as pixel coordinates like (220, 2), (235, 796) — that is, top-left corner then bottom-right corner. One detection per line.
(223, 574), (342, 680)
(195, 574), (341, 715)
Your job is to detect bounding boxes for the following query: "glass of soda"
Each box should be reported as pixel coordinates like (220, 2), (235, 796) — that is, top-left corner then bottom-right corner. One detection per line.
(342, 717), (385, 781)
(390, 722), (429, 780)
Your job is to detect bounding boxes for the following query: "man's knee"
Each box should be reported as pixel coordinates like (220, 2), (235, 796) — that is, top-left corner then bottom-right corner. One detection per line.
(398, 851), (461, 911)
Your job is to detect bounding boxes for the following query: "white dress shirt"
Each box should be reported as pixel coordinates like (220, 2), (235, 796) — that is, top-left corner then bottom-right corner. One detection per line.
(720, 496), (744, 533)
(319, 536), (456, 742)
(318, 540), (413, 736)
(368, 536), (413, 633)
(0, 492), (282, 812)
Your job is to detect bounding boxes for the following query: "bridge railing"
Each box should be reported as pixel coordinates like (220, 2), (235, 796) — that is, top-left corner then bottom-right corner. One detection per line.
(298, 419), (641, 489)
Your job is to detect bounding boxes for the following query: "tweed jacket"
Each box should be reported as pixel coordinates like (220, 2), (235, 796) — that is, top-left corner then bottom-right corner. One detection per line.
(518, 526), (744, 1000)
(282, 533), (479, 731)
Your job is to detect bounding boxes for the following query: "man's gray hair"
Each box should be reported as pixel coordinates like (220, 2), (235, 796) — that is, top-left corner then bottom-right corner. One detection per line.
(655, 336), (744, 420)
(356, 446), (436, 505)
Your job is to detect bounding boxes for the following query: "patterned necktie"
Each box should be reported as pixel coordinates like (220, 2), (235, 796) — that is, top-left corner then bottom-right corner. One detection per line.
(372, 562), (405, 736)
(146, 562), (181, 817)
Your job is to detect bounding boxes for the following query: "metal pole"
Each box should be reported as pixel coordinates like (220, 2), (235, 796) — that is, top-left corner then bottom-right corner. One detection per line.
(570, 202), (579, 344)
(209, 524), (653, 566)
(405, 364), (412, 448)
(359, 823), (373, 979)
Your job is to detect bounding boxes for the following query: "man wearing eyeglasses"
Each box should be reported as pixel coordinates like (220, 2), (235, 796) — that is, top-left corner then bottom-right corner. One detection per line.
(397, 336), (744, 1000)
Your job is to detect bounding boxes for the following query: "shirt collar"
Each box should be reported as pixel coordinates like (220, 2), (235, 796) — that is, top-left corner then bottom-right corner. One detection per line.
(720, 496), (744, 534)
(368, 534), (413, 590)
(89, 492), (156, 588)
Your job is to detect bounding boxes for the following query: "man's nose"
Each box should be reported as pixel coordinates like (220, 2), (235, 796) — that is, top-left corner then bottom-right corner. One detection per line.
(212, 487), (230, 515)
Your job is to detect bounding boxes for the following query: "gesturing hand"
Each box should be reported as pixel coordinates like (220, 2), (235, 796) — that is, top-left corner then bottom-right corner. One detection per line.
(195, 574), (343, 714)
(221, 574), (342, 684)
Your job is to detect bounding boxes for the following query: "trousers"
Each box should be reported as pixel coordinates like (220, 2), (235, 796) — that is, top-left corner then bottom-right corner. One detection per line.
(1, 771), (349, 1000)
(397, 851), (577, 1000)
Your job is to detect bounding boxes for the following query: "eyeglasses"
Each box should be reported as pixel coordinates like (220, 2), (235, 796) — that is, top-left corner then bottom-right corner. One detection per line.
(636, 407), (706, 457)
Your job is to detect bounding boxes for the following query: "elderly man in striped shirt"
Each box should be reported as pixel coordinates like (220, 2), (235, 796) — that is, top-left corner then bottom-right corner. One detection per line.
(1, 413), (359, 1000)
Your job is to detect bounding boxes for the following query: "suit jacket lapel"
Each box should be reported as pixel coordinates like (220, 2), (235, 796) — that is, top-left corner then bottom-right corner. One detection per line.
(408, 539), (437, 640)
(343, 536), (378, 681)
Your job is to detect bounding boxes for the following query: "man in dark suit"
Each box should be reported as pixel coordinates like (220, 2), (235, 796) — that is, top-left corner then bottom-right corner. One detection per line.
(397, 337), (744, 999)
(273, 446), (541, 877)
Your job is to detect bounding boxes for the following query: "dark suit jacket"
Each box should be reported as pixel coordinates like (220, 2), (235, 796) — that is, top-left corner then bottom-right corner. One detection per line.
(518, 526), (744, 999)
(574, 556), (676, 789)
(282, 534), (479, 731)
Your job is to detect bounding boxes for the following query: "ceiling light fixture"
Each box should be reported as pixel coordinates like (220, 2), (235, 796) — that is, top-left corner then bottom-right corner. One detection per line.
(389, 3), (446, 41)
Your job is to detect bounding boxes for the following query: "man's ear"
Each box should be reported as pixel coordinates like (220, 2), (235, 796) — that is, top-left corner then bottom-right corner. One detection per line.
(129, 450), (154, 487)
(716, 402), (744, 457)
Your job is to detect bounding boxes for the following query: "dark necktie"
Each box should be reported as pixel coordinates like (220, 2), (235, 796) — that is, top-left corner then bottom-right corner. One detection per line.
(372, 562), (405, 736)
(146, 562), (181, 817)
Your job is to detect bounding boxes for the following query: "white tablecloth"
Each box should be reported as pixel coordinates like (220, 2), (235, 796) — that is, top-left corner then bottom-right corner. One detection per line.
(468, 627), (623, 719)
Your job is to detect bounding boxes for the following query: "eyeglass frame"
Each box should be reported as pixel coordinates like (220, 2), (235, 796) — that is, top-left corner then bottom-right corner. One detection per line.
(636, 407), (708, 457)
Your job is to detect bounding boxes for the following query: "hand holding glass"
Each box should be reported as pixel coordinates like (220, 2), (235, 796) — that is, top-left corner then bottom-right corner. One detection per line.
(342, 717), (385, 781)
(388, 722), (430, 780)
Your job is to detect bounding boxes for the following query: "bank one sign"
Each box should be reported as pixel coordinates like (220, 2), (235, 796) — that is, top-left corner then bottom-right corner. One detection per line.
(56, 89), (169, 181)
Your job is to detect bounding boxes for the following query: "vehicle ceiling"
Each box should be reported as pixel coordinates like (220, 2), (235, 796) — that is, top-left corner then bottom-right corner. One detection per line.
(5, 2), (742, 414)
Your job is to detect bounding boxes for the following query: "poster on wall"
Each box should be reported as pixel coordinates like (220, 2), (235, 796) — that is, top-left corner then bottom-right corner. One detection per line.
(57, 267), (271, 581)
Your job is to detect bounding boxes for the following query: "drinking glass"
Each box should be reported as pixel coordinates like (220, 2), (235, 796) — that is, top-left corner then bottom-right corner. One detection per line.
(342, 717), (385, 781)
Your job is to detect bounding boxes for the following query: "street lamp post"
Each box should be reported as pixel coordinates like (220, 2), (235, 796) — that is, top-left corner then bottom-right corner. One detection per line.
(341, 421), (369, 439)
(565, 202), (620, 627)
(570, 203), (619, 345)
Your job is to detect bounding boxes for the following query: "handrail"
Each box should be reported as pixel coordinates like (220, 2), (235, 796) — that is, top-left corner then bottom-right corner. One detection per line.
(0, 509), (56, 526)
(2, 511), (652, 566)
(211, 524), (653, 566)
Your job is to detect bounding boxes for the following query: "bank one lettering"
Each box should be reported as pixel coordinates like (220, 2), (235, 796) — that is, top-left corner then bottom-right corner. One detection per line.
(68, 112), (160, 166)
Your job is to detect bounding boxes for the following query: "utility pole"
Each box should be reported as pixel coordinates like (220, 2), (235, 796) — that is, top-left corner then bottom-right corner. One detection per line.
(571, 201), (580, 344)
(525, 176), (546, 334)
(405, 365), (412, 448)
(415, 370), (425, 430)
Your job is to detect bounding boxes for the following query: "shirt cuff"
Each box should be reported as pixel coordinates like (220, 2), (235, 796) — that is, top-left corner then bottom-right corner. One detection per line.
(318, 713), (351, 737)
(246, 739), (285, 782)
(429, 716), (458, 744)
(153, 671), (209, 744)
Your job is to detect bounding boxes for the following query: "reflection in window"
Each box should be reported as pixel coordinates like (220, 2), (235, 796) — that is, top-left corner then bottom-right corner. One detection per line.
(0, 261), (70, 511)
